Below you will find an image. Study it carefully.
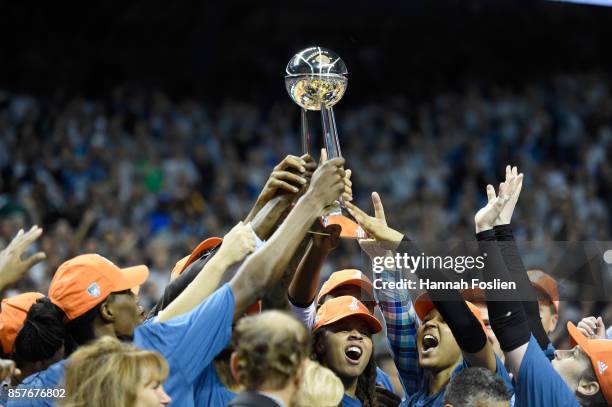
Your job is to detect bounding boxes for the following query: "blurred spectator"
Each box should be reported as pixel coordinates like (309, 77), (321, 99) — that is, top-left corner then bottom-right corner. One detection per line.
(0, 73), (611, 323)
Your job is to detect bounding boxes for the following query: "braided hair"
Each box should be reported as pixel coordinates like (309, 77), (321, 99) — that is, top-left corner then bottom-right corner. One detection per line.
(312, 329), (379, 407)
(14, 297), (68, 363)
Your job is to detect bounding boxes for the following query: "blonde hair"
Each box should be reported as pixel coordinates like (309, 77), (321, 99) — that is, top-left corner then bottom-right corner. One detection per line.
(233, 310), (311, 390)
(292, 360), (344, 407)
(61, 336), (169, 407)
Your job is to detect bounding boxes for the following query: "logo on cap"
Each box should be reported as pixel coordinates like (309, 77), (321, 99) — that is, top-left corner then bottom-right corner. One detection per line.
(356, 227), (366, 239)
(598, 360), (608, 375)
(87, 282), (101, 298)
(349, 297), (359, 311)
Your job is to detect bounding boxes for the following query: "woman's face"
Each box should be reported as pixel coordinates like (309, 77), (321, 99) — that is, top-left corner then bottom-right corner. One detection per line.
(134, 381), (171, 407)
(416, 308), (462, 371)
(319, 316), (373, 380)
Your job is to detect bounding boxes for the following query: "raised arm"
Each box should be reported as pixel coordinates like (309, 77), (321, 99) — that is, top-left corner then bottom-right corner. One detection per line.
(230, 155), (347, 320)
(287, 223), (341, 307)
(346, 193), (422, 395)
(0, 226), (46, 293)
(475, 170), (531, 376)
(492, 166), (551, 351)
(244, 154), (316, 230)
(157, 222), (256, 322)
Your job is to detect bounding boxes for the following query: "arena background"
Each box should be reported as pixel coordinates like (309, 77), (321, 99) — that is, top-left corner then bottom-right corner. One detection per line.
(1, 0), (611, 369)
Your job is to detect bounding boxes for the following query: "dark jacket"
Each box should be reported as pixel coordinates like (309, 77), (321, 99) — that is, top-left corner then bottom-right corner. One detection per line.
(227, 391), (285, 407)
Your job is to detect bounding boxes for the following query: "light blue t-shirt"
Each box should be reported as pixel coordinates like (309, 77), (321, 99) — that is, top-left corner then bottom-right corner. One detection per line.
(376, 367), (394, 392)
(515, 335), (579, 407)
(543, 342), (556, 361)
(342, 394), (362, 406)
(194, 361), (236, 406)
(7, 360), (66, 406)
(404, 354), (513, 407)
(334, 368), (397, 406)
(9, 284), (235, 407)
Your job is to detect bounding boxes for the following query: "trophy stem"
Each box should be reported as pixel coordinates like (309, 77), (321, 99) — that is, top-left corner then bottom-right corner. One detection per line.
(321, 104), (342, 158)
(300, 108), (311, 155)
(329, 107), (342, 158)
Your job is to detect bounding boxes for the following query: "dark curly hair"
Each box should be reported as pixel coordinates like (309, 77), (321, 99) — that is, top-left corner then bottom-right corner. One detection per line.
(312, 328), (379, 407)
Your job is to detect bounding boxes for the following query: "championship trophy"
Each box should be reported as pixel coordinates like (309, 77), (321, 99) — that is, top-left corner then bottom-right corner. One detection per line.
(285, 46), (365, 239)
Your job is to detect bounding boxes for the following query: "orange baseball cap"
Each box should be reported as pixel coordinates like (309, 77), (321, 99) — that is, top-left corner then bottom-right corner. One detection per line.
(313, 295), (382, 333)
(567, 322), (612, 405)
(0, 292), (44, 354)
(170, 237), (223, 280)
(323, 215), (367, 239)
(317, 269), (375, 305)
(528, 270), (559, 313)
(49, 254), (149, 320)
(414, 292), (487, 334)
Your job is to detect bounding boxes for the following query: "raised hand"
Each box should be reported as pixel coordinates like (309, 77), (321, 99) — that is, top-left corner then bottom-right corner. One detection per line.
(311, 223), (342, 254)
(576, 316), (607, 339)
(345, 192), (403, 244)
(304, 149), (346, 210)
(0, 226), (46, 290)
(342, 168), (353, 202)
(257, 154), (315, 202)
(474, 168), (522, 233)
(495, 165), (524, 226)
(216, 221), (257, 267)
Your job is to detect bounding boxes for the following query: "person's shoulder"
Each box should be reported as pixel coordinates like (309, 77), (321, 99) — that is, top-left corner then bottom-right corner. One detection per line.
(404, 388), (444, 406)
(341, 393), (363, 406)
(375, 366), (395, 391)
(228, 391), (283, 407)
(20, 360), (65, 387)
(521, 335), (550, 366)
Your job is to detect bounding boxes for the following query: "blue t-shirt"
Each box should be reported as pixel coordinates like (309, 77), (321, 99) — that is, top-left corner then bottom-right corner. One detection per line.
(543, 342), (556, 361)
(9, 284), (235, 407)
(515, 335), (579, 407)
(404, 354), (513, 407)
(6, 360), (66, 406)
(324, 367), (395, 407)
(194, 362), (236, 406)
(342, 394), (362, 406)
(376, 367), (394, 392)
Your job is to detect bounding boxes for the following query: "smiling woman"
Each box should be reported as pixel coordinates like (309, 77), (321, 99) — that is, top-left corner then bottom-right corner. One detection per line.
(312, 296), (383, 407)
(60, 336), (171, 407)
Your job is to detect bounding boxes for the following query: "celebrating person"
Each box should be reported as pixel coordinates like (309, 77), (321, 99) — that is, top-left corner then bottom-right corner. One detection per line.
(286, 213), (397, 396)
(11, 153), (348, 407)
(149, 154), (318, 319)
(312, 295), (384, 407)
(473, 166), (611, 406)
(345, 191), (514, 406)
(61, 336), (171, 407)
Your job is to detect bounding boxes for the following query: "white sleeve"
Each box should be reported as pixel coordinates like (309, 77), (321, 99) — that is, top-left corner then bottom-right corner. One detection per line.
(607, 326), (612, 340)
(288, 299), (316, 330)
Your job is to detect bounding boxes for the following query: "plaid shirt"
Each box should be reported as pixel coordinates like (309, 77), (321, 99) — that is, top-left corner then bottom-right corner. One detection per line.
(375, 268), (421, 397)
